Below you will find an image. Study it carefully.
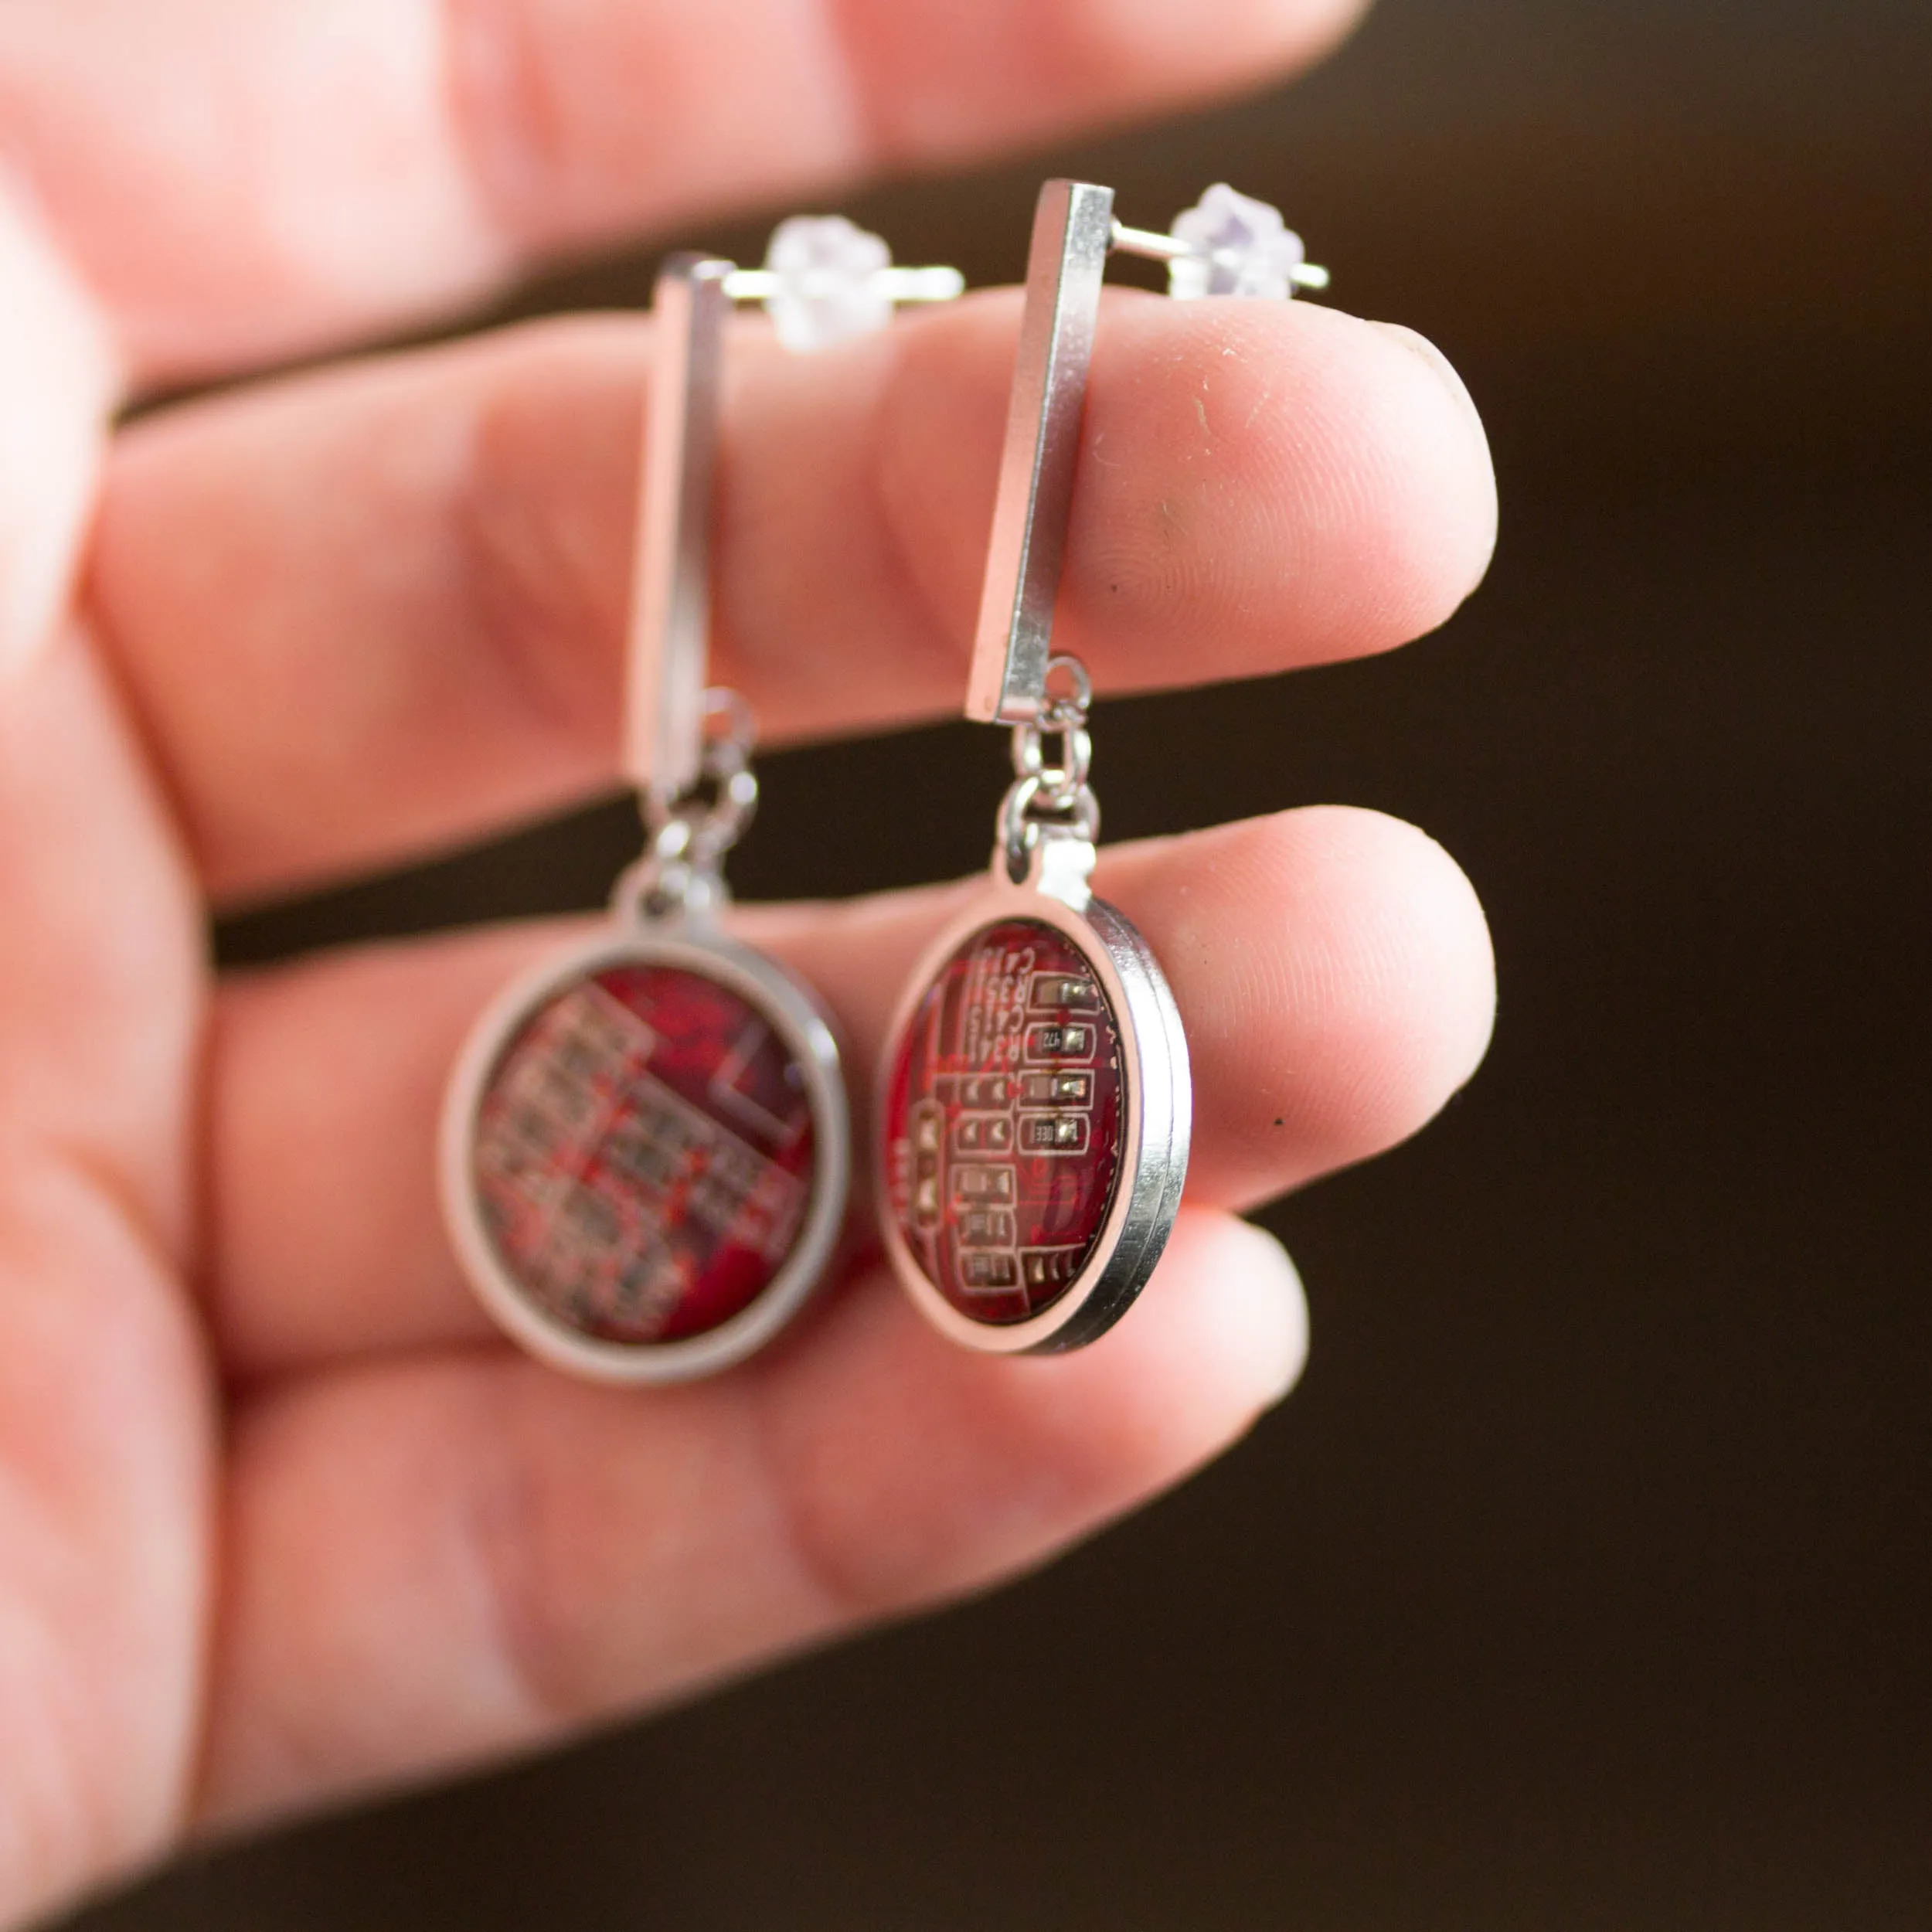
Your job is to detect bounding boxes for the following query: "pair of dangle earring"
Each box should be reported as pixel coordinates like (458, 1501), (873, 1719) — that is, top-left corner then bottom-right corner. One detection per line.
(877, 179), (1327, 1354)
(440, 220), (964, 1383)
(442, 182), (1321, 1378)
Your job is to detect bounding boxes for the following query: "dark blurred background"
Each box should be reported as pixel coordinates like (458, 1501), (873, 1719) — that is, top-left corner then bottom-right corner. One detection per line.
(80, 0), (1932, 1926)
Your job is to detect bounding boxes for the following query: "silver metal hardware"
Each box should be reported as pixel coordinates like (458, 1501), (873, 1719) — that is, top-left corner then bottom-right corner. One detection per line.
(1111, 220), (1330, 291)
(873, 848), (1192, 1357)
(440, 927), (850, 1386)
(968, 179), (1327, 730)
(628, 254), (732, 804)
(999, 653), (1099, 886)
(968, 181), (1115, 730)
(877, 178), (1301, 1355)
(721, 266), (967, 304)
(613, 690), (758, 925)
(442, 213), (960, 1384)
(630, 230), (965, 808)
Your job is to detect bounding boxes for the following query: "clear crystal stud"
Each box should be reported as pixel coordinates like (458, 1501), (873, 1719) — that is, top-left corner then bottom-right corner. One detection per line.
(723, 216), (967, 352)
(1111, 184), (1328, 301)
(760, 215), (893, 351)
(1168, 185), (1308, 300)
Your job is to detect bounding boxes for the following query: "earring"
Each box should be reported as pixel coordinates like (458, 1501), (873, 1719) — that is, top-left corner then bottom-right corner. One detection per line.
(441, 219), (964, 1383)
(876, 179), (1327, 1355)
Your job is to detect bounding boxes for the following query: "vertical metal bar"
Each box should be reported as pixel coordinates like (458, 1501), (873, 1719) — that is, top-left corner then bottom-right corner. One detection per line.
(627, 254), (734, 801)
(966, 179), (1116, 726)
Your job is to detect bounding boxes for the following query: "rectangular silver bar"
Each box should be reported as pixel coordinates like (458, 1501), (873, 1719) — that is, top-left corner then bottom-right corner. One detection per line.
(626, 254), (733, 801)
(966, 179), (1117, 725)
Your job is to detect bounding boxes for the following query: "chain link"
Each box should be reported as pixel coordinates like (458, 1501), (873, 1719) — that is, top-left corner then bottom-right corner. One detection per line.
(1000, 655), (1100, 877)
(614, 689), (759, 922)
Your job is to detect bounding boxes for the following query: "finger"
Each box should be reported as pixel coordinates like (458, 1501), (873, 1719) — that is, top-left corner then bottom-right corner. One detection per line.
(0, 0), (1366, 383)
(0, 622), (209, 1917)
(90, 297), (1497, 898)
(0, 621), (202, 1252)
(198, 1203), (1305, 1829)
(206, 808), (1493, 1381)
(0, 1154), (211, 1926)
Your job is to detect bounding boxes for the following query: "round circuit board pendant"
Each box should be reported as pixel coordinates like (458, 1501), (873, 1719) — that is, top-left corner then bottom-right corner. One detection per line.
(442, 929), (849, 1384)
(879, 850), (1191, 1355)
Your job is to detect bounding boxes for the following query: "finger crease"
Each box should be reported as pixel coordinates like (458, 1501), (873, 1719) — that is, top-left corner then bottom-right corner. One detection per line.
(866, 335), (977, 700)
(440, 0), (568, 252)
(449, 396), (619, 767)
(742, 1372), (899, 1633)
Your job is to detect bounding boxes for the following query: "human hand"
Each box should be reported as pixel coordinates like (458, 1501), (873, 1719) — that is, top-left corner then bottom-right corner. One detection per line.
(0, 1), (1495, 1920)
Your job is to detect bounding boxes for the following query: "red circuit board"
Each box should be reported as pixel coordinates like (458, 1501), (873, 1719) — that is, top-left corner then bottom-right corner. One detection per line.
(884, 918), (1125, 1325)
(471, 964), (815, 1346)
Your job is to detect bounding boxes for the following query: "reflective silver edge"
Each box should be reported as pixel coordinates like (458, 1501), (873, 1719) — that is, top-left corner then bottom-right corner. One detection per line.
(440, 924), (850, 1386)
(627, 255), (734, 803)
(874, 857), (1191, 1356)
(965, 180), (1116, 728)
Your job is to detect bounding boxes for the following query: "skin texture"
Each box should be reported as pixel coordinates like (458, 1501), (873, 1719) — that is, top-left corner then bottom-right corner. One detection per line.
(0, 0), (1495, 1923)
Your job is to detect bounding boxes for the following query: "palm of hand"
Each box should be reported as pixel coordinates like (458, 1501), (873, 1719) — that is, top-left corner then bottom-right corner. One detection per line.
(0, 2), (1498, 1923)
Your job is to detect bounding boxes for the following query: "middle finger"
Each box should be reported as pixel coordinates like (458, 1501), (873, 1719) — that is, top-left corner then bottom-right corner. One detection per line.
(205, 806), (1495, 1383)
(90, 293), (1495, 902)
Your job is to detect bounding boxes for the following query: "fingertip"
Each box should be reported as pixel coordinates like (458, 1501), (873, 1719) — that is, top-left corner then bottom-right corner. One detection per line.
(1053, 298), (1497, 682)
(1063, 0), (1375, 104)
(1368, 318), (1499, 592)
(1147, 1209), (1311, 1411)
(849, 0), (1374, 160)
(1114, 806), (1496, 1199)
(1293, 804), (1498, 1106)
(1251, 304), (1496, 654)
(1362, 807), (1499, 1104)
(762, 1209), (1310, 1621)
(1029, 1209), (1311, 1485)
(1277, 803), (1498, 1138)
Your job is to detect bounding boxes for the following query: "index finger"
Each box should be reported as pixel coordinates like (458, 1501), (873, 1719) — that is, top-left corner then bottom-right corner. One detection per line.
(90, 294), (1498, 899)
(0, 0), (1369, 383)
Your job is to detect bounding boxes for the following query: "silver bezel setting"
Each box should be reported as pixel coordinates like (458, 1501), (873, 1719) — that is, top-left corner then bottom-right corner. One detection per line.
(440, 922), (849, 1386)
(876, 855), (1192, 1355)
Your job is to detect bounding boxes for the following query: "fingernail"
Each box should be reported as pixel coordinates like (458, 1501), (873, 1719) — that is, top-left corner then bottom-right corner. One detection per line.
(1372, 321), (1498, 575)
(1372, 321), (1485, 439)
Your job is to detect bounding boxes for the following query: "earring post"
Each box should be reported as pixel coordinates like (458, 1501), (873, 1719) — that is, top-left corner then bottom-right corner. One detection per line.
(722, 265), (965, 304)
(1111, 219), (1330, 289)
(1107, 222), (1189, 263)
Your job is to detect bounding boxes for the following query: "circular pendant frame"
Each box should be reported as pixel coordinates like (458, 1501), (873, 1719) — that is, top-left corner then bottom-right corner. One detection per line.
(877, 858), (1192, 1355)
(441, 923), (849, 1386)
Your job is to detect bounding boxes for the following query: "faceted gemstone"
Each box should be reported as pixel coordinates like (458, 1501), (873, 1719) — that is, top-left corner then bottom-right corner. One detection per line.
(762, 214), (893, 352)
(884, 919), (1126, 1326)
(471, 964), (816, 1347)
(1168, 183), (1306, 301)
